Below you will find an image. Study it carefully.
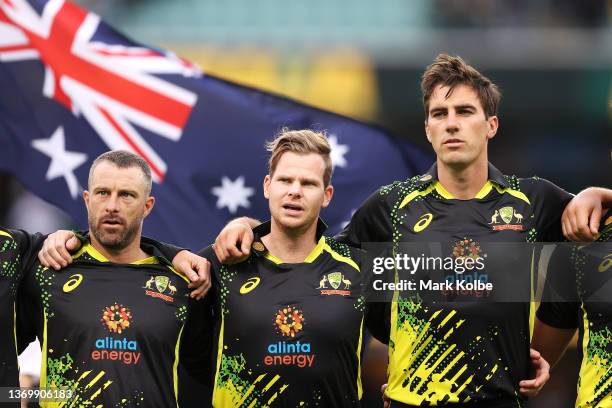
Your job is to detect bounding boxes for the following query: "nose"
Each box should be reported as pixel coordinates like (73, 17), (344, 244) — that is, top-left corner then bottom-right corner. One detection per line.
(446, 111), (460, 134)
(288, 181), (302, 197)
(104, 194), (120, 213)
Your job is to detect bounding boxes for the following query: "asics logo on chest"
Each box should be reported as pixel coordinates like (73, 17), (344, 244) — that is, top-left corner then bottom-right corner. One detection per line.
(413, 213), (434, 233)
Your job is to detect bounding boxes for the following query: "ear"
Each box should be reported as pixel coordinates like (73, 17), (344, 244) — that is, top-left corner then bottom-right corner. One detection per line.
(486, 115), (499, 140)
(263, 175), (271, 199)
(143, 196), (155, 218)
(321, 185), (334, 208)
(83, 190), (90, 211)
(425, 120), (432, 143)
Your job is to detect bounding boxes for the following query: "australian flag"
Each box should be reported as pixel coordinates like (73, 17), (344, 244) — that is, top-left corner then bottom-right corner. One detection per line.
(0, 0), (431, 249)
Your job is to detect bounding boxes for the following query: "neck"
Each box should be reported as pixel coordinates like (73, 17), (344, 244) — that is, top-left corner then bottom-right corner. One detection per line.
(89, 232), (149, 263)
(436, 158), (489, 200)
(262, 219), (319, 263)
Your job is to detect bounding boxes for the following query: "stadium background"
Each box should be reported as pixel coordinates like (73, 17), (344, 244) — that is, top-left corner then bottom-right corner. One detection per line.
(2, 1), (610, 407)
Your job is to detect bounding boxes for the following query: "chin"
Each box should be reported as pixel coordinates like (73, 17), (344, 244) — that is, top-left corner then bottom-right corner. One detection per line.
(279, 215), (318, 233)
(277, 217), (305, 230)
(440, 153), (473, 167)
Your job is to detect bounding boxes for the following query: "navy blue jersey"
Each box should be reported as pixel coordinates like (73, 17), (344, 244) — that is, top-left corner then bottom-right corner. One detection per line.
(337, 163), (572, 407)
(537, 214), (612, 407)
(0, 228), (42, 389)
(19, 240), (209, 408)
(201, 220), (386, 407)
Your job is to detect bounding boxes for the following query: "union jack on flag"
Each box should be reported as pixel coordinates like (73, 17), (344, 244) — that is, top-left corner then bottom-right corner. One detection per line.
(0, 0), (200, 185)
(0, 0), (431, 248)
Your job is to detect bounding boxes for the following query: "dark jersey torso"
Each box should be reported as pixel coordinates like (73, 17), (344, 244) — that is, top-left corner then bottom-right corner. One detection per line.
(0, 228), (41, 389)
(337, 163), (572, 407)
(20, 242), (201, 408)
(537, 215), (612, 407)
(204, 223), (367, 408)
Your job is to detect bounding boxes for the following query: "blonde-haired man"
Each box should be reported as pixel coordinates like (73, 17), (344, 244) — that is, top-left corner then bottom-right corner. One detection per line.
(201, 129), (386, 407)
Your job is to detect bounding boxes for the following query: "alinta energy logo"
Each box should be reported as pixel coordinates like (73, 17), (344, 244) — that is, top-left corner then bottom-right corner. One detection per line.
(265, 306), (315, 368)
(447, 238), (490, 296)
(92, 303), (141, 365)
(317, 272), (351, 296)
(452, 238), (484, 261)
(489, 206), (524, 231)
(143, 275), (177, 302)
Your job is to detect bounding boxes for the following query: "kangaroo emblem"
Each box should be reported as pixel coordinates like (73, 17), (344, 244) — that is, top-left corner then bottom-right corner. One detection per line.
(489, 210), (499, 224)
(317, 275), (328, 289)
(144, 277), (155, 289)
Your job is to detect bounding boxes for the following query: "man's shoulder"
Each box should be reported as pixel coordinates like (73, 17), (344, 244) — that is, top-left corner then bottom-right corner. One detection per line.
(368, 175), (431, 209)
(512, 176), (572, 202)
(489, 172), (570, 199)
(378, 175), (427, 196)
(321, 236), (361, 271)
(0, 227), (43, 252)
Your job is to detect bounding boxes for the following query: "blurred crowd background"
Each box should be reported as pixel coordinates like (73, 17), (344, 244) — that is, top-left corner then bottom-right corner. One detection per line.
(3, 1), (610, 407)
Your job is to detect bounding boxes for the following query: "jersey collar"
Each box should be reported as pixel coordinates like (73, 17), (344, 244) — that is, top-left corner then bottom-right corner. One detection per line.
(416, 162), (509, 189)
(73, 231), (171, 266)
(251, 218), (328, 262)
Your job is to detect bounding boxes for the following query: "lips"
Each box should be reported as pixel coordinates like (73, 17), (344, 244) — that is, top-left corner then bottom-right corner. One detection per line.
(443, 138), (464, 147)
(100, 217), (124, 227)
(282, 203), (304, 214)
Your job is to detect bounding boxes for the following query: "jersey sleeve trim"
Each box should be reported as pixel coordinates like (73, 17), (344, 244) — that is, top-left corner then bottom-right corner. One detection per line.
(12, 302), (18, 364)
(40, 309), (49, 390)
(0, 230), (13, 239)
(322, 244), (360, 272)
(356, 317), (364, 400)
(473, 180), (532, 204)
(399, 183), (436, 209)
(212, 316), (225, 404)
(173, 325), (184, 404)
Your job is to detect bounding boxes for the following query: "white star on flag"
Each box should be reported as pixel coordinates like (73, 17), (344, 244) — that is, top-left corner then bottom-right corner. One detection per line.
(328, 134), (349, 168)
(31, 126), (88, 199)
(211, 176), (255, 214)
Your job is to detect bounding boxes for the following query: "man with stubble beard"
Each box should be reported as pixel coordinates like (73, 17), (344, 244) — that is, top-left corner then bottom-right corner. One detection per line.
(18, 150), (210, 408)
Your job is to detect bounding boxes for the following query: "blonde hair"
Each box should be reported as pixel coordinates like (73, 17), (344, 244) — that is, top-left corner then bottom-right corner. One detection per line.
(266, 128), (333, 186)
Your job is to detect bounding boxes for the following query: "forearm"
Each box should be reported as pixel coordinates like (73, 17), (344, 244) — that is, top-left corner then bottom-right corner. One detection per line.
(531, 318), (576, 368)
(229, 217), (262, 229)
(586, 187), (612, 208)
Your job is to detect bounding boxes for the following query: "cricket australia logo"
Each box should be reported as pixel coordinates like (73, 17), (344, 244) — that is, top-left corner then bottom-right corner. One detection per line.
(143, 276), (177, 302)
(317, 272), (352, 296)
(489, 206), (524, 231)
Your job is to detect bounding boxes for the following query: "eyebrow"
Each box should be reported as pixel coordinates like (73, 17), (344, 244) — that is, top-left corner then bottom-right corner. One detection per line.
(454, 104), (477, 111)
(429, 103), (477, 114)
(275, 174), (321, 185)
(93, 186), (139, 195)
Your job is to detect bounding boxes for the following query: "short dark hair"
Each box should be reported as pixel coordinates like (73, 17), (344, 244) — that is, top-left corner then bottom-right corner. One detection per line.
(421, 54), (501, 120)
(88, 150), (152, 195)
